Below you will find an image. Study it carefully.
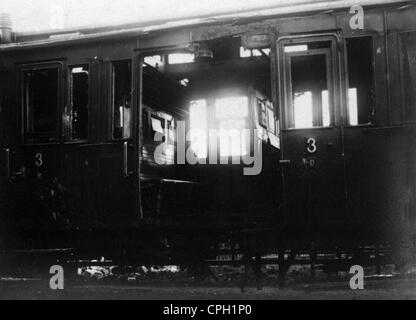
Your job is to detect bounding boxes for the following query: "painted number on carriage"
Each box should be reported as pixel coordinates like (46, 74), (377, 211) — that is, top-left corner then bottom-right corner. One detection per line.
(307, 138), (317, 154)
(35, 152), (43, 167)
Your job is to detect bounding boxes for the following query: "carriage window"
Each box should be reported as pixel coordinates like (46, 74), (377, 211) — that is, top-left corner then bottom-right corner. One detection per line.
(346, 37), (374, 125)
(23, 67), (59, 143)
(285, 45), (308, 53)
(400, 32), (416, 123)
(285, 41), (332, 129)
(293, 91), (313, 128)
(240, 47), (270, 58)
(216, 96), (249, 157)
(321, 90), (331, 127)
(144, 55), (163, 70)
(168, 53), (195, 64)
(112, 61), (132, 139)
(70, 65), (89, 140)
(190, 100), (208, 159)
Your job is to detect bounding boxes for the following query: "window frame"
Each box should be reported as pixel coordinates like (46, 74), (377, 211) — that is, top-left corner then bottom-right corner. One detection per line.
(20, 61), (63, 145)
(282, 45), (335, 130)
(398, 31), (416, 125)
(278, 35), (340, 131)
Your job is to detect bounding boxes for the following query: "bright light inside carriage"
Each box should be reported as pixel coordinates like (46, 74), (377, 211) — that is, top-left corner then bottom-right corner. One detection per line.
(190, 96), (250, 158)
(215, 97), (249, 119)
(218, 120), (249, 157)
(190, 99), (208, 159)
(215, 96), (249, 157)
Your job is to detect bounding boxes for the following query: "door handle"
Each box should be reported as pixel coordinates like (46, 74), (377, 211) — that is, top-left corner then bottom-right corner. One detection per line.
(279, 160), (291, 165)
(123, 141), (129, 177)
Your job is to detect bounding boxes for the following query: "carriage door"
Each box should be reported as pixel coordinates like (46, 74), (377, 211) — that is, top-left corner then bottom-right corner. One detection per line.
(98, 59), (140, 226)
(278, 35), (347, 232)
(16, 63), (64, 228)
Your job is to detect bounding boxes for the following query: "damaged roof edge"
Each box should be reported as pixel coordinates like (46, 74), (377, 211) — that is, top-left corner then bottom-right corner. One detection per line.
(0, 0), (410, 51)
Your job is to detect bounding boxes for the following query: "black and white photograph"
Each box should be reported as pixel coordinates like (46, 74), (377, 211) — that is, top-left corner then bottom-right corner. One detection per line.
(0, 0), (416, 304)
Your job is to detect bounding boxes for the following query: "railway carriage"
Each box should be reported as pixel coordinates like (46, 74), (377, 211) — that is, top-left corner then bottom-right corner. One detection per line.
(0, 0), (416, 279)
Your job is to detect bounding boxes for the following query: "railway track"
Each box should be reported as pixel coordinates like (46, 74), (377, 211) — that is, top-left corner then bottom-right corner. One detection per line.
(0, 245), (404, 290)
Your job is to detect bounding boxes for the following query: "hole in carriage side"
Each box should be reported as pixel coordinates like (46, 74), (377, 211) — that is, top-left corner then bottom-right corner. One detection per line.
(136, 36), (283, 278)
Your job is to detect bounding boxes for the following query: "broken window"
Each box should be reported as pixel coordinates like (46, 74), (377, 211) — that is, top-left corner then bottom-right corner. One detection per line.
(400, 32), (416, 123)
(142, 38), (272, 163)
(23, 67), (59, 143)
(240, 47), (270, 58)
(346, 37), (374, 125)
(144, 55), (163, 70)
(70, 65), (89, 140)
(284, 41), (333, 129)
(112, 60), (132, 139)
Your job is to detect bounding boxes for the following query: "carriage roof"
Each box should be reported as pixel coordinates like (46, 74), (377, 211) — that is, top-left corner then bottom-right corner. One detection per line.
(0, 0), (411, 51)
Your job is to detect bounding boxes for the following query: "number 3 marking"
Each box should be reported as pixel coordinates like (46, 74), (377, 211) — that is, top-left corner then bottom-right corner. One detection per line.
(35, 153), (43, 167)
(307, 138), (317, 154)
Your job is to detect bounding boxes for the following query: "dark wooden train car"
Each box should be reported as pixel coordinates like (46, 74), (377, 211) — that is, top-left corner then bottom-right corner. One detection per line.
(0, 0), (416, 268)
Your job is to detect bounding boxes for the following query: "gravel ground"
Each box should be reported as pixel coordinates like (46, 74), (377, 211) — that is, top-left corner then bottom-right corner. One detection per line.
(1, 261), (416, 299)
(1, 273), (416, 300)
